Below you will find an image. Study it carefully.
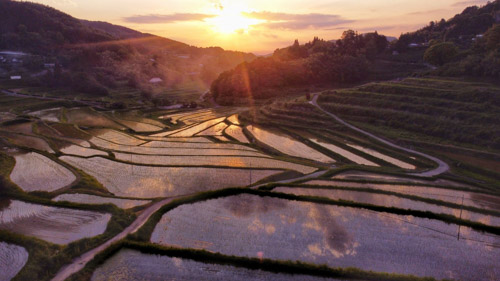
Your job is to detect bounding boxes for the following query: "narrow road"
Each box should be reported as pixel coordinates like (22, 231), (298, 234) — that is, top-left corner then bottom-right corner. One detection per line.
(310, 93), (449, 177)
(51, 197), (176, 281)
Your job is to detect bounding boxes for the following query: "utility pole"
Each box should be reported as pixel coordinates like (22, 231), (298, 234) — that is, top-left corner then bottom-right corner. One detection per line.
(457, 195), (464, 240)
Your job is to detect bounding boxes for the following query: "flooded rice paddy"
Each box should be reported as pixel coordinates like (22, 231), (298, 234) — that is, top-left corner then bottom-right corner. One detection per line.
(246, 126), (334, 163)
(225, 125), (249, 143)
(170, 117), (227, 137)
(60, 144), (108, 157)
(151, 194), (500, 281)
(273, 187), (500, 226)
(90, 138), (267, 156)
(54, 194), (150, 209)
(89, 129), (146, 146)
(0, 200), (111, 244)
(309, 139), (378, 167)
(196, 122), (228, 136)
(114, 119), (162, 133)
(0, 242), (28, 281)
(60, 156), (281, 198)
(113, 153), (317, 174)
(346, 144), (415, 169)
(332, 170), (471, 187)
(304, 180), (500, 211)
(10, 152), (76, 192)
(91, 249), (337, 281)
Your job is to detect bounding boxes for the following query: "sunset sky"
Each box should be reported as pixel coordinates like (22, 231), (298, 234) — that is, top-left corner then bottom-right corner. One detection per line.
(32, 0), (488, 54)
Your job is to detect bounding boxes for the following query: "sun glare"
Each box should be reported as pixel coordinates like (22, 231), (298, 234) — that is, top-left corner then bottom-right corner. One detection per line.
(206, 4), (262, 34)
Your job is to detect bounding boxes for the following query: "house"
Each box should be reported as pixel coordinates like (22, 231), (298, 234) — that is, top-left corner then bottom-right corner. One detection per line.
(10, 76), (21, 80)
(149, 77), (163, 83)
(44, 63), (56, 68)
(408, 43), (420, 48)
(176, 55), (190, 59)
(392, 51), (399, 56)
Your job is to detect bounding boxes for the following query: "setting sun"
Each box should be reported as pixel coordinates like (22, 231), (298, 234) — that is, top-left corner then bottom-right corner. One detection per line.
(206, 4), (263, 34)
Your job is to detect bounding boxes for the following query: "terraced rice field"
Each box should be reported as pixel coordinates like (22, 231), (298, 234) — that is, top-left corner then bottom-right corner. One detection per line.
(65, 108), (125, 130)
(60, 145), (108, 157)
(54, 194), (150, 209)
(273, 187), (500, 226)
(246, 126), (334, 163)
(0, 200), (111, 244)
(140, 141), (256, 151)
(60, 156), (281, 198)
(0, 242), (29, 281)
(91, 249), (336, 281)
(113, 153), (317, 174)
(303, 180), (500, 211)
(28, 108), (61, 122)
(1, 132), (54, 152)
(89, 129), (146, 146)
(227, 114), (240, 124)
(170, 117), (227, 137)
(90, 139), (266, 156)
(309, 138), (378, 166)
(345, 144), (415, 169)
(332, 170), (471, 187)
(151, 194), (500, 281)
(196, 122), (228, 136)
(225, 125), (249, 143)
(114, 119), (162, 133)
(10, 152), (76, 192)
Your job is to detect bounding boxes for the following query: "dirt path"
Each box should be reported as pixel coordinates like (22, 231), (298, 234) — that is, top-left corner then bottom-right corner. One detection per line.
(310, 94), (449, 177)
(51, 197), (176, 281)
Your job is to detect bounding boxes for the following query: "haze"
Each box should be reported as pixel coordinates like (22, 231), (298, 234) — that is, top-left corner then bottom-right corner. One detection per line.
(29, 0), (488, 53)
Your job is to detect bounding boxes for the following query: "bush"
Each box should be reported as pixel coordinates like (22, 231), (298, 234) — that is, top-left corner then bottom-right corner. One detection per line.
(424, 42), (458, 66)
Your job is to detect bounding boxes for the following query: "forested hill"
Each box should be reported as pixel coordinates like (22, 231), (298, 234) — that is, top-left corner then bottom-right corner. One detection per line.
(395, 0), (500, 51)
(210, 32), (391, 105)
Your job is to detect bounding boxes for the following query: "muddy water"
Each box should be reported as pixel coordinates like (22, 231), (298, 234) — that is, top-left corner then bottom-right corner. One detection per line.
(151, 194), (499, 281)
(0, 242), (28, 281)
(170, 117), (227, 137)
(91, 249), (337, 281)
(273, 187), (500, 226)
(0, 200), (111, 245)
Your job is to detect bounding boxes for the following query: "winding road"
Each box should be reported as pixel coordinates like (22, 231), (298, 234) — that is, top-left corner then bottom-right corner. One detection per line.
(310, 93), (449, 177)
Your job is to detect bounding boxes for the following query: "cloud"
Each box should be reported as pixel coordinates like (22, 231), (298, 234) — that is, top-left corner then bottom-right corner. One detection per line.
(452, 0), (489, 8)
(123, 13), (216, 24)
(244, 12), (354, 30)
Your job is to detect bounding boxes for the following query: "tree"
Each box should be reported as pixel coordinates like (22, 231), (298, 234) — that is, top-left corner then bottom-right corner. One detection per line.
(485, 24), (500, 51)
(424, 42), (458, 65)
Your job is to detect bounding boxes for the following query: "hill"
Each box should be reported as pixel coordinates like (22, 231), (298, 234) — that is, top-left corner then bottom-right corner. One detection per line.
(210, 32), (398, 105)
(0, 0), (255, 102)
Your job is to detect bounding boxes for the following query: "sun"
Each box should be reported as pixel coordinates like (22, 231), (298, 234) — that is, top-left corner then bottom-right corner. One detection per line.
(206, 4), (262, 34)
